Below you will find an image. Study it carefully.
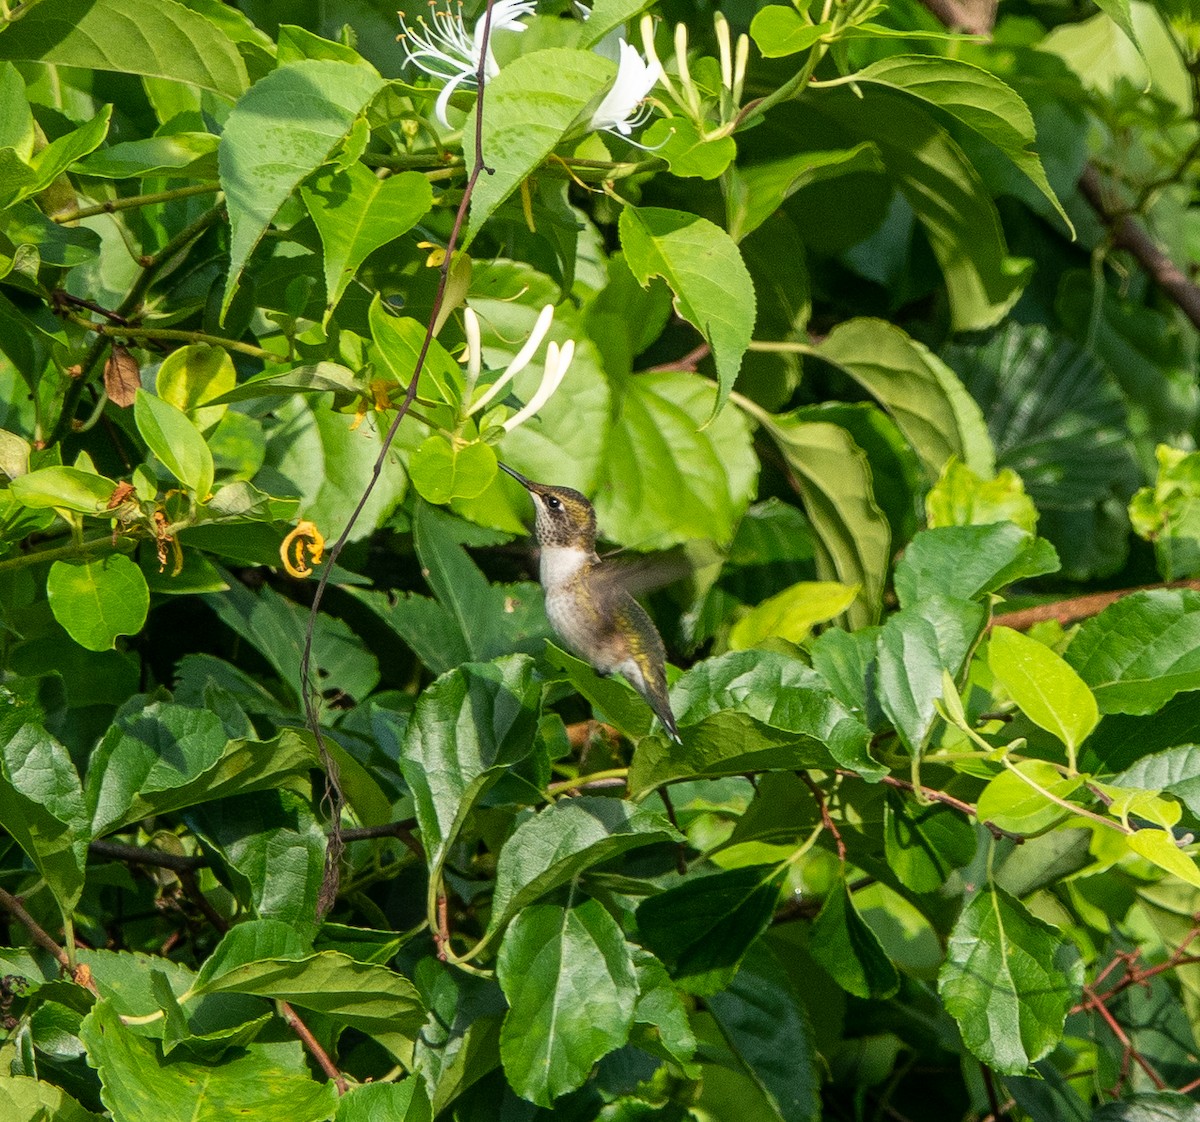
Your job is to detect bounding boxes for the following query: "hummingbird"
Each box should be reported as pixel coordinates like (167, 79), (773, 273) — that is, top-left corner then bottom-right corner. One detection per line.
(498, 463), (682, 745)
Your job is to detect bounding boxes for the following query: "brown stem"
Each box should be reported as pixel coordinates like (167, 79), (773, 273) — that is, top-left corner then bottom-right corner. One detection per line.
(1079, 165), (1200, 333)
(89, 839), (206, 872)
(839, 770), (1026, 844)
(658, 787), (689, 875)
(278, 999), (348, 1094)
(0, 886), (98, 994)
(799, 771), (847, 862)
(1080, 985), (1168, 1091)
(434, 893), (450, 962)
(646, 341), (711, 374)
(178, 869), (229, 934)
(301, 0), (502, 921)
(980, 1064), (1007, 1122)
(993, 579), (1200, 632)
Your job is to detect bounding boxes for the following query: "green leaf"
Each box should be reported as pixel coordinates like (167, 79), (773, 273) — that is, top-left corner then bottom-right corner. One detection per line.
(595, 370), (757, 550)
(926, 461), (1038, 533)
(628, 650), (879, 796)
(74, 132), (220, 179)
(894, 523), (1060, 608)
(876, 594), (986, 756)
(705, 940), (821, 1122)
(0, 1075), (103, 1122)
(542, 643), (652, 741)
(487, 797), (679, 941)
(636, 865), (786, 995)
(79, 1001), (338, 1122)
(156, 344), (235, 433)
(884, 789), (979, 893)
(302, 163), (432, 319)
(337, 1081), (431, 1122)
(1092, 1096), (1200, 1122)
(753, 411), (890, 629)
(847, 55), (1072, 234)
(728, 580), (858, 650)
(630, 949), (697, 1070)
(642, 117), (737, 180)
(203, 579), (380, 707)
(976, 761), (1084, 835)
(0, 723), (88, 918)
(135, 389), (214, 499)
(497, 894), (636, 1105)
(809, 880), (899, 999)
(1111, 744), (1200, 821)
(938, 886), (1080, 1073)
(1127, 829), (1200, 889)
(192, 946), (425, 1039)
(0, 0), (247, 98)
(186, 791), (326, 941)
(1064, 590), (1200, 716)
(814, 317), (995, 480)
(409, 435), (497, 504)
(727, 144), (884, 243)
(989, 627), (1098, 759)
(261, 393), (408, 541)
(399, 656), (541, 875)
(218, 59), (384, 317)
(9, 465), (119, 514)
(750, 7), (831, 58)
(462, 49), (613, 240)
(87, 704), (316, 835)
(47, 555), (150, 653)
(1130, 445), (1200, 581)
(203, 362), (361, 405)
(803, 89), (1032, 331)
(0, 107), (112, 209)
(619, 206), (755, 415)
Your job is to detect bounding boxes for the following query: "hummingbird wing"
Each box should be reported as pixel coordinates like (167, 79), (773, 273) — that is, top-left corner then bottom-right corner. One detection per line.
(593, 577), (681, 745)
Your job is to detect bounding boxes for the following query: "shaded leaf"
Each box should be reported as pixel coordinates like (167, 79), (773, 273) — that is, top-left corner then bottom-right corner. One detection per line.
(47, 555), (150, 653)
(809, 880), (900, 999)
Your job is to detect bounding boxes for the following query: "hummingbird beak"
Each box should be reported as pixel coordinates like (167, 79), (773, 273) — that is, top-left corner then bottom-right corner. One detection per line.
(498, 462), (535, 491)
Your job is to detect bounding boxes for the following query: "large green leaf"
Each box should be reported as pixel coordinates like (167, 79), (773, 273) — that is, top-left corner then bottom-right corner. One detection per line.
(619, 206), (756, 414)
(802, 89), (1031, 331)
(0, 0), (248, 99)
(186, 791), (326, 941)
(808, 880), (899, 999)
(705, 940), (821, 1122)
(135, 389), (214, 499)
(399, 656), (541, 875)
(79, 1001), (338, 1122)
(302, 164), (432, 319)
(637, 865), (786, 995)
(814, 318), (994, 480)
(893, 523), (1060, 608)
(0, 1076), (102, 1122)
(595, 370), (757, 550)
(497, 894), (636, 1106)
(847, 55), (1071, 232)
(989, 626), (1098, 761)
(0, 723), (89, 918)
(218, 59), (384, 317)
(463, 49), (613, 239)
(86, 702), (316, 835)
(47, 555), (150, 653)
(1065, 590), (1200, 715)
(938, 886), (1081, 1074)
(753, 411), (890, 628)
(628, 649), (878, 796)
(191, 941), (424, 1038)
(876, 594), (986, 756)
(487, 797), (679, 941)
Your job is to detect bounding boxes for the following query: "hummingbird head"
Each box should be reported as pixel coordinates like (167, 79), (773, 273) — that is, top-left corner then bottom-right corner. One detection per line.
(498, 463), (597, 551)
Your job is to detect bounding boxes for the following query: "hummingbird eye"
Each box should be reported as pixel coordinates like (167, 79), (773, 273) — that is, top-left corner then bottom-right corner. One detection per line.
(545, 495), (562, 512)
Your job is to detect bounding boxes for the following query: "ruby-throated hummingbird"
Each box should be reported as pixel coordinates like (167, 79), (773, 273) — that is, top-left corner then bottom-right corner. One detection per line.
(499, 463), (682, 745)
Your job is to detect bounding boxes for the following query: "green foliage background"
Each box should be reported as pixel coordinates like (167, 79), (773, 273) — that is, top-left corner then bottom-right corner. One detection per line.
(4, 0), (1200, 1119)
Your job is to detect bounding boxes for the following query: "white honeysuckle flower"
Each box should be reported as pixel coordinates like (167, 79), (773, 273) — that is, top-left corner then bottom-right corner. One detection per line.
(461, 305), (484, 401)
(502, 339), (576, 432)
(589, 38), (662, 137)
(397, 0), (536, 127)
(465, 304), (556, 416)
